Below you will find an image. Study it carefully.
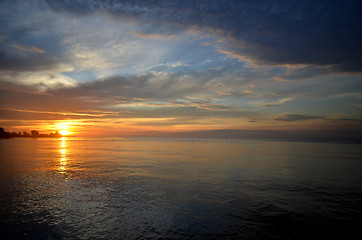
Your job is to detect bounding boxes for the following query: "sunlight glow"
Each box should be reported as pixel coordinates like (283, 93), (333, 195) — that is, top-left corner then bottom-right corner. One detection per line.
(56, 121), (73, 136)
(59, 130), (70, 136)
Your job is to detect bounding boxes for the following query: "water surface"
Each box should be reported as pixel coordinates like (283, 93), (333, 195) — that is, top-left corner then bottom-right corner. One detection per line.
(1, 137), (361, 239)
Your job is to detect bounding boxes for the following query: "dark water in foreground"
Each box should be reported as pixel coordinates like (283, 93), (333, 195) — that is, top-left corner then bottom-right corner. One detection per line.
(0, 137), (361, 239)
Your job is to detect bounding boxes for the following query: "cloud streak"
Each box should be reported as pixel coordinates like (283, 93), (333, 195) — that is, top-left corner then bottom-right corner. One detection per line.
(12, 44), (45, 53)
(274, 114), (323, 122)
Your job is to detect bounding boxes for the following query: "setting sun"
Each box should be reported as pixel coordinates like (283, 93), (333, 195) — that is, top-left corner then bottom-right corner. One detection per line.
(59, 130), (70, 136)
(55, 121), (74, 136)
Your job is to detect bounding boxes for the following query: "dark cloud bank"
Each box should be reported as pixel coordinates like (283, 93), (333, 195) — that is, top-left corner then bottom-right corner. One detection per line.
(1, 0), (361, 76)
(42, 0), (362, 74)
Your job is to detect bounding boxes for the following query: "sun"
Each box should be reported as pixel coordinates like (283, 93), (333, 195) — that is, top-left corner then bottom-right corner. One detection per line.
(59, 130), (70, 136)
(56, 121), (73, 136)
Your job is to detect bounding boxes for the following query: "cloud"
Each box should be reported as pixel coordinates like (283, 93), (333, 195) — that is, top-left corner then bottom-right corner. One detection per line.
(134, 31), (178, 41)
(4, 0), (361, 86)
(40, 0), (362, 74)
(1, 0), (361, 137)
(273, 65), (330, 81)
(50, 70), (221, 100)
(43, 69), (267, 123)
(0, 2), (72, 73)
(0, 1), (196, 80)
(0, 71), (76, 91)
(0, 81), (110, 120)
(273, 75), (362, 100)
(274, 114), (323, 122)
(48, 68), (278, 108)
(242, 90), (255, 94)
(12, 44), (45, 53)
(0, 50), (70, 72)
(0, 68), (262, 123)
(264, 98), (294, 107)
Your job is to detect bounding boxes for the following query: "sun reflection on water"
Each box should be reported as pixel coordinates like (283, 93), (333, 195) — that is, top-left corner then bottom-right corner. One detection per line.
(58, 137), (67, 174)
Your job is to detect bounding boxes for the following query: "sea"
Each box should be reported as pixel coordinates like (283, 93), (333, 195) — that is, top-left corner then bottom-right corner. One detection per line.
(0, 137), (361, 239)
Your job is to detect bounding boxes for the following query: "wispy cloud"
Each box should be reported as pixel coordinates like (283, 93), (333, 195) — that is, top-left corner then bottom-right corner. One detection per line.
(242, 90), (255, 94)
(12, 44), (45, 53)
(274, 114), (323, 122)
(134, 31), (178, 41)
(264, 98), (294, 107)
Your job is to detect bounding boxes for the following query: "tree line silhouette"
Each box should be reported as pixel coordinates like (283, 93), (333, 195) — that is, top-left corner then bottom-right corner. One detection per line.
(0, 127), (62, 139)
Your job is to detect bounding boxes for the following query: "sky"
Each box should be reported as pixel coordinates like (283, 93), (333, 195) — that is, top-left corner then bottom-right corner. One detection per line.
(1, 0), (362, 139)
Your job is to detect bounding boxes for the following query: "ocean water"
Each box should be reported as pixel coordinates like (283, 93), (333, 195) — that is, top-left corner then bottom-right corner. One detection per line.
(0, 137), (361, 239)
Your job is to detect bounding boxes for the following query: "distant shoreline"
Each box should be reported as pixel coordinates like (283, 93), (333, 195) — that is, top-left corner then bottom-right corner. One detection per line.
(0, 127), (63, 139)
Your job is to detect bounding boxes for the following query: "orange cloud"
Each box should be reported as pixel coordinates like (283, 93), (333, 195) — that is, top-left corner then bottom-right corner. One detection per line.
(273, 76), (292, 82)
(242, 90), (255, 94)
(12, 43), (45, 53)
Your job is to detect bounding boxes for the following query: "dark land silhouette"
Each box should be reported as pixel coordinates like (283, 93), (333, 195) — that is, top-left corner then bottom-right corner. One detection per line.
(0, 127), (62, 139)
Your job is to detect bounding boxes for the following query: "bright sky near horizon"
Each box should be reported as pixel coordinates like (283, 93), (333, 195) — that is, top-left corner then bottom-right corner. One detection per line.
(1, 0), (362, 139)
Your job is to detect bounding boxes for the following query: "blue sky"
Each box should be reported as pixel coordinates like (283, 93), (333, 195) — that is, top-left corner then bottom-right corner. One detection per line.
(1, 0), (361, 139)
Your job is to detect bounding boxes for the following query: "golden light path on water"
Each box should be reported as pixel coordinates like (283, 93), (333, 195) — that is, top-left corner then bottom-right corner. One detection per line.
(58, 137), (67, 175)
